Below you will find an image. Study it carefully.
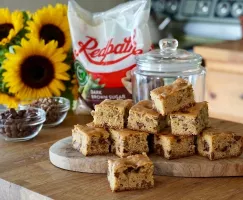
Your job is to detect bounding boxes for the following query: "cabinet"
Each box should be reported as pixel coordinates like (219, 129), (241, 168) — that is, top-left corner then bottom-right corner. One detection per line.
(194, 40), (243, 124)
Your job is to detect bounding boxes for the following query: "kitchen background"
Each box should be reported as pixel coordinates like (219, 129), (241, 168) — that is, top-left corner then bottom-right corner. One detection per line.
(1, 0), (243, 124)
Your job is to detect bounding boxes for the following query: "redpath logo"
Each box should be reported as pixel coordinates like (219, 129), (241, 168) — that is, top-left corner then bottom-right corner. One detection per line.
(74, 34), (143, 65)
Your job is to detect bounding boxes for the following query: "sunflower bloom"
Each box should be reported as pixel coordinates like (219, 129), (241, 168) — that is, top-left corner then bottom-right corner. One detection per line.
(54, 4), (67, 16)
(0, 8), (24, 46)
(27, 4), (71, 52)
(2, 38), (70, 100)
(0, 92), (19, 108)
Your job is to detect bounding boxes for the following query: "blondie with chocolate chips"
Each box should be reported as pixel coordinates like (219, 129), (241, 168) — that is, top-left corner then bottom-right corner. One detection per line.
(91, 99), (133, 129)
(107, 153), (154, 192)
(109, 129), (149, 158)
(170, 102), (209, 136)
(150, 78), (195, 115)
(154, 128), (195, 159)
(127, 100), (166, 134)
(72, 124), (110, 156)
(197, 128), (243, 160)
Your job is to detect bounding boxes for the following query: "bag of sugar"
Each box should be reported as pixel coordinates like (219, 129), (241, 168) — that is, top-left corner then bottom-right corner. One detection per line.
(68, 0), (151, 114)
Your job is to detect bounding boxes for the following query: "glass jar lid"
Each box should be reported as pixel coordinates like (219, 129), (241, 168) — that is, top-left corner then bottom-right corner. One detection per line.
(136, 38), (202, 72)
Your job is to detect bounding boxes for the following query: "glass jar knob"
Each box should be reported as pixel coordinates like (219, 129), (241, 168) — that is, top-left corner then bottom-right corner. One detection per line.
(159, 38), (178, 53)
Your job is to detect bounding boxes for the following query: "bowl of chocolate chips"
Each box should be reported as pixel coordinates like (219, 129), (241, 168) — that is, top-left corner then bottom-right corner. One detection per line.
(0, 107), (46, 141)
(25, 97), (70, 127)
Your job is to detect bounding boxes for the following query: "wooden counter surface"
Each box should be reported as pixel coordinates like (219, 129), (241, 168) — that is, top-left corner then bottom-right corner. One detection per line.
(0, 113), (243, 200)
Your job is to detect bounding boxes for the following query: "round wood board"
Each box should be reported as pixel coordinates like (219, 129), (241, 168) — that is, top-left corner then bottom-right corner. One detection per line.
(49, 137), (243, 177)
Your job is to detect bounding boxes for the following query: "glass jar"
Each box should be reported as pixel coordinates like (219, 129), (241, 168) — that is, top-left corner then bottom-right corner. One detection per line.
(132, 38), (205, 103)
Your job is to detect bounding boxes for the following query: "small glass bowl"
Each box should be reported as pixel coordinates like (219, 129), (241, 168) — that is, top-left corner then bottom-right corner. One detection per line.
(21, 97), (70, 127)
(0, 107), (46, 142)
(43, 97), (70, 127)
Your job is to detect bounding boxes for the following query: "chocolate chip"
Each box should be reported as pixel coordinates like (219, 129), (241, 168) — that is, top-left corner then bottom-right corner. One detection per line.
(222, 146), (228, 152)
(124, 167), (133, 175)
(234, 136), (241, 141)
(176, 137), (181, 143)
(17, 110), (26, 117)
(9, 108), (17, 117)
(203, 141), (209, 152)
(0, 108), (41, 138)
(210, 152), (215, 160)
(115, 172), (119, 178)
(123, 149), (128, 153)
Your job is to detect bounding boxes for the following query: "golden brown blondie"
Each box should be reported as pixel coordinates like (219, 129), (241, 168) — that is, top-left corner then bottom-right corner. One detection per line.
(127, 100), (166, 134)
(154, 128), (195, 159)
(150, 78), (195, 115)
(107, 153), (154, 192)
(170, 102), (209, 136)
(72, 124), (110, 156)
(197, 128), (243, 160)
(91, 99), (133, 129)
(109, 129), (149, 158)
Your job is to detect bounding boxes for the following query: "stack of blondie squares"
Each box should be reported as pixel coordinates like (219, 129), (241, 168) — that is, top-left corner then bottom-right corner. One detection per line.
(72, 78), (243, 192)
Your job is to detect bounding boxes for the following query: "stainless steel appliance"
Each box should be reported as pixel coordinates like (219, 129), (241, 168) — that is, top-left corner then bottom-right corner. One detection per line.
(150, 0), (243, 46)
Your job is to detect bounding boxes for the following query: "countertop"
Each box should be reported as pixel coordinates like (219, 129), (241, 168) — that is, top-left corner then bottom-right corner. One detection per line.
(0, 113), (243, 200)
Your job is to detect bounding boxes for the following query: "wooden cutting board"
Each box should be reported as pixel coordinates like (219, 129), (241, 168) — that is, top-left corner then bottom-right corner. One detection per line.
(49, 137), (243, 177)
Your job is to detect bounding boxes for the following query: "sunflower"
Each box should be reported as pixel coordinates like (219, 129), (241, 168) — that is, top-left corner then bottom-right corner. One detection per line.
(0, 8), (24, 46)
(0, 92), (19, 108)
(27, 4), (71, 52)
(2, 38), (70, 100)
(52, 4), (67, 16)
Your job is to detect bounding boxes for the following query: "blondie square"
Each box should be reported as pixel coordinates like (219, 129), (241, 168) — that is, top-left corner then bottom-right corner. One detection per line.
(197, 128), (243, 160)
(107, 153), (154, 192)
(92, 99), (133, 129)
(154, 128), (195, 159)
(170, 102), (209, 136)
(110, 129), (149, 158)
(150, 78), (195, 115)
(72, 124), (110, 156)
(127, 100), (166, 134)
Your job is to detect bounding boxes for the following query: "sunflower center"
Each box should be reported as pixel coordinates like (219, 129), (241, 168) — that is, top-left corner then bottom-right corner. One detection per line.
(21, 55), (54, 89)
(0, 23), (14, 41)
(40, 24), (65, 48)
